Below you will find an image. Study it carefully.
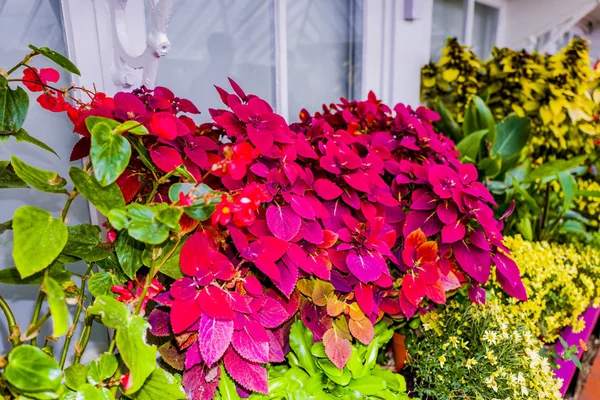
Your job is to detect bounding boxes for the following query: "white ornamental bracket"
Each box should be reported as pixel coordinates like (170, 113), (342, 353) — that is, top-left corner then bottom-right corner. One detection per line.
(110, 0), (174, 89)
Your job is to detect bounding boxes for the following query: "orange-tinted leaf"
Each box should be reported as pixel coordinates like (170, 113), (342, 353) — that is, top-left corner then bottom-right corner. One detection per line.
(333, 316), (352, 340)
(323, 327), (352, 370)
(312, 279), (335, 306)
(327, 297), (345, 317)
(296, 278), (315, 297)
(349, 317), (375, 345)
(348, 302), (365, 321)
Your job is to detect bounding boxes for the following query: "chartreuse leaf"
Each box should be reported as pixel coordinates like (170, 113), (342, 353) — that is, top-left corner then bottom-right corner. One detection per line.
(491, 114), (530, 159)
(87, 271), (121, 298)
(115, 120), (148, 136)
(29, 45), (81, 75)
(0, 261), (70, 285)
(64, 363), (89, 390)
(10, 155), (67, 193)
(0, 160), (27, 188)
(13, 206), (68, 278)
(85, 116), (119, 132)
(142, 237), (184, 279)
(73, 384), (114, 400)
(131, 369), (186, 399)
(168, 182), (222, 221)
(456, 129), (488, 162)
(90, 122), (132, 186)
(347, 375), (386, 395)
(69, 166), (125, 216)
(108, 203), (182, 245)
(44, 275), (69, 337)
(0, 75), (29, 134)
(464, 95), (496, 144)
(289, 320), (319, 375)
(63, 224), (111, 262)
(115, 232), (144, 279)
(88, 296), (156, 394)
(4, 345), (62, 392)
(87, 353), (118, 386)
(217, 366), (241, 400)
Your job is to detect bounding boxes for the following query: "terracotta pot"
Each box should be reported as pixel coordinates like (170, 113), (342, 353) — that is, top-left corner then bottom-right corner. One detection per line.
(392, 333), (407, 371)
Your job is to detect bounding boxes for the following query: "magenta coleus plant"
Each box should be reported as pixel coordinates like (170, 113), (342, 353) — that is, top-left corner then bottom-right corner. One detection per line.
(51, 78), (526, 398)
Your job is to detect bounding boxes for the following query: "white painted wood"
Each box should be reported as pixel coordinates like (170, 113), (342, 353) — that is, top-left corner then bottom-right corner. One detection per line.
(273, 0), (289, 121)
(463, 0), (475, 46)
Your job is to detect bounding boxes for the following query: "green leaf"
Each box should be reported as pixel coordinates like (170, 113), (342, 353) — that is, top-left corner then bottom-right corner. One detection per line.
(115, 232), (145, 278)
(478, 156), (502, 179)
(216, 366), (241, 400)
(13, 128), (59, 157)
(434, 100), (463, 142)
(516, 216), (534, 241)
(115, 120), (149, 136)
(142, 237), (184, 279)
(524, 155), (587, 183)
(64, 364), (89, 390)
(87, 353), (118, 386)
(85, 116), (119, 133)
(13, 206), (68, 278)
(90, 122), (132, 186)
(512, 178), (540, 214)
(128, 137), (157, 174)
(29, 45), (81, 76)
(63, 224), (111, 262)
(491, 114), (530, 159)
(73, 384), (114, 400)
(347, 376), (386, 395)
(87, 271), (120, 298)
(0, 161), (27, 188)
(9, 155), (67, 193)
(558, 171), (577, 210)
(571, 354), (583, 370)
(317, 359), (351, 385)
(310, 341), (327, 358)
(577, 190), (600, 198)
(131, 369), (186, 400)
(69, 166), (125, 216)
(0, 261), (70, 285)
(108, 204), (178, 245)
(88, 296), (156, 394)
(44, 275), (69, 336)
(0, 75), (29, 133)
(463, 96), (496, 144)
(289, 320), (319, 375)
(168, 183), (221, 221)
(456, 129), (488, 162)
(4, 345), (62, 392)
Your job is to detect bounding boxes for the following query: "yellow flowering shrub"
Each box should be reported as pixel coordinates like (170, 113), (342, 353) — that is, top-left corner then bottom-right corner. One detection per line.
(407, 300), (562, 399)
(422, 37), (600, 160)
(575, 178), (600, 227)
(488, 236), (600, 343)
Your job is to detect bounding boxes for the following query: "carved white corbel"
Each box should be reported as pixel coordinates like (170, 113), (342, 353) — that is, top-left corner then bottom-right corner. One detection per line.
(109, 0), (174, 89)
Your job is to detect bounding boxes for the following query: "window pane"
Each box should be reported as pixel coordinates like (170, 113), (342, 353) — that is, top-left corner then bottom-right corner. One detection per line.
(430, 0), (465, 61)
(472, 2), (499, 59)
(286, 0), (362, 119)
(0, 0), (95, 357)
(155, 0), (276, 117)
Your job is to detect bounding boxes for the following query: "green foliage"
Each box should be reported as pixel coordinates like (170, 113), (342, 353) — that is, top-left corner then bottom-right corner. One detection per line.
(242, 321), (408, 400)
(10, 155), (67, 193)
(44, 275), (69, 337)
(405, 300), (562, 400)
(90, 121), (132, 186)
(0, 75), (29, 134)
(3, 345), (62, 393)
(108, 203), (182, 245)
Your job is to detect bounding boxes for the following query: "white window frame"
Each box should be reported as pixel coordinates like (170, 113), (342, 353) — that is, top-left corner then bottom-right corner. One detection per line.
(463, 0), (507, 48)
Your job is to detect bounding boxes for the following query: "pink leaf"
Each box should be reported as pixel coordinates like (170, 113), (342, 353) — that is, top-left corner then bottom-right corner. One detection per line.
(198, 312), (234, 366)
(224, 347), (268, 394)
(301, 220), (324, 245)
(290, 195), (315, 220)
(441, 220), (466, 243)
(314, 179), (343, 200)
(266, 204), (301, 241)
(322, 328), (352, 370)
(171, 297), (202, 334)
(148, 308), (171, 337)
(346, 251), (383, 283)
(453, 241), (491, 283)
(267, 330), (285, 362)
(183, 365), (219, 400)
(275, 259), (299, 298)
(199, 286), (234, 320)
(232, 327), (269, 363)
(355, 283), (374, 316)
(150, 146), (183, 173)
(402, 275), (425, 307)
(257, 296), (289, 328)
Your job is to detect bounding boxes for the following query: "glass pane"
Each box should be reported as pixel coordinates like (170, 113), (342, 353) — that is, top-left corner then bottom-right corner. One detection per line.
(155, 0), (276, 117)
(472, 2), (499, 59)
(286, 0), (362, 119)
(430, 0), (465, 61)
(0, 0), (98, 358)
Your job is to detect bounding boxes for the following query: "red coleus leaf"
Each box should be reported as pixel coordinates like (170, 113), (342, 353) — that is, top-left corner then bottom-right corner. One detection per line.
(314, 179), (343, 200)
(224, 347), (268, 394)
(182, 365), (220, 400)
(346, 250), (384, 283)
(322, 327), (352, 370)
(398, 290), (418, 318)
(355, 283), (374, 316)
(425, 280), (446, 304)
(441, 220), (466, 243)
(150, 145), (183, 173)
(199, 286), (234, 320)
(290, 195), (315, 220)
(402, 274), (425, 307)
(70, 137), (90, 161)
(267, 330), (285, 362)
(180, 232), (214, 277)
(116, 169), (141, 203)
(453, 240), (491, 283)
(171, 297), (202, 334)
(468, 284), (486, 304)
(232, 326), (269, 363)
(148, 308), (171, 337)
(198, 312), (234, 366)
(266, 204), (301, 241)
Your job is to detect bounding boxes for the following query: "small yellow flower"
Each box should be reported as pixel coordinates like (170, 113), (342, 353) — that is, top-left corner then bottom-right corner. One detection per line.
(466, 358), (478, 369)
(438, 355), (447, 368)
(483, 330), (498, 345)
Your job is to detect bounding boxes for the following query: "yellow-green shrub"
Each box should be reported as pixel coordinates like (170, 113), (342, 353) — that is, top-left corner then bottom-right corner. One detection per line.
(422, 37), (600, 160)
(408, 300), (562, 399)
(575, 178), (600, 227)
(488, 236), (600, 343)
